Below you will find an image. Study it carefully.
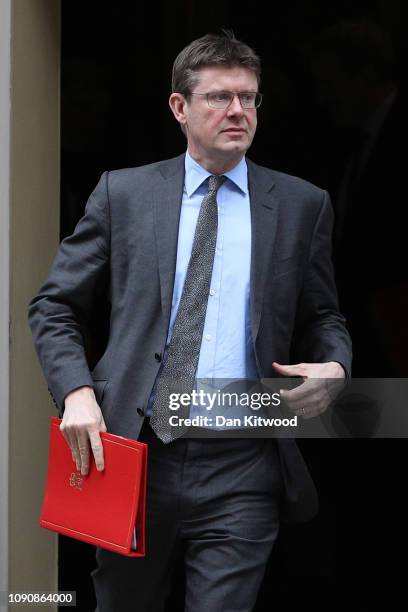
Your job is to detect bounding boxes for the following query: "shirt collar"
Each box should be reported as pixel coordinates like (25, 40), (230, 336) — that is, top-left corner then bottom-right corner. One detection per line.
(184, 150), (248, 197)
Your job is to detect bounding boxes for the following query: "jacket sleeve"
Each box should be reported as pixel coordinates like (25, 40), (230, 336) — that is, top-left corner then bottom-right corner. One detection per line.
(291, 190), (352, 376)
(28, 171), (110, 413)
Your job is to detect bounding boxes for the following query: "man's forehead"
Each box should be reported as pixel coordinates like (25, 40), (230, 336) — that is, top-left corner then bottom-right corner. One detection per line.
(193, 65), (258, 88)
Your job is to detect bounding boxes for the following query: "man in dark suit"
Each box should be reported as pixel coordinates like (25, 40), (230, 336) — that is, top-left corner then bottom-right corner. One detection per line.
(28, 32), (351, 612)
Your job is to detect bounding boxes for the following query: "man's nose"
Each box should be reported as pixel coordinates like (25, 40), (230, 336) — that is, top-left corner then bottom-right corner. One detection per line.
(227, 94), (245, 115)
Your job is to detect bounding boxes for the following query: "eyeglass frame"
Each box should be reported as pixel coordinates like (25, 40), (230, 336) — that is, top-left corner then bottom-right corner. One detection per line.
(185, 90), (263, 109)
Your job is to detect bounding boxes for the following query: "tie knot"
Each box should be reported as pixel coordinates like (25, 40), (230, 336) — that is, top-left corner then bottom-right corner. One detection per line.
(208, 174), (226, 194)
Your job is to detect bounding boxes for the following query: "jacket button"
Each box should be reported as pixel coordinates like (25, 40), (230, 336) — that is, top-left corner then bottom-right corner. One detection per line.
(137, 408), (145, 416)
(154, 352), (162, 362)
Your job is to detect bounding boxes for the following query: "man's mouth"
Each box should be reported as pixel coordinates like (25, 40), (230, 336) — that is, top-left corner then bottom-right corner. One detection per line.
(221, 128), (246, 134)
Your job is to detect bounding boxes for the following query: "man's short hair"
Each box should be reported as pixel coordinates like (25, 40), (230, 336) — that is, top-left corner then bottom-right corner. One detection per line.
(172, 30), (261, 97)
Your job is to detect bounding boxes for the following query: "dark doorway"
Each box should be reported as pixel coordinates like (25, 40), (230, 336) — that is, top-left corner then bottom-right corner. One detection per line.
(60, 1), (407, 610)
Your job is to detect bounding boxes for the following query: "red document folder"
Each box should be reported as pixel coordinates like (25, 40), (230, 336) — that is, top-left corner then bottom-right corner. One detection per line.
(40, 417), (148, 557)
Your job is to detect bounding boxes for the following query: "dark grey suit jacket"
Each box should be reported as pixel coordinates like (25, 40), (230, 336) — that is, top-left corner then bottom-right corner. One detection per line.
(28, 154), (352, 523)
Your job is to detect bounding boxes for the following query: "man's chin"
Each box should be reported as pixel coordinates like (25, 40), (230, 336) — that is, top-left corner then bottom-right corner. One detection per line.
(218, 139), (251, 157)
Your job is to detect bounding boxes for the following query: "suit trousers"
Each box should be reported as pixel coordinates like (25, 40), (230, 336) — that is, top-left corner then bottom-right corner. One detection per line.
(91, 418), (284, 612)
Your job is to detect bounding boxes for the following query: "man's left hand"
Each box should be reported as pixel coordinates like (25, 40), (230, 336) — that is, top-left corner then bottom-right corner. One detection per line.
(272, 361), (346, 419)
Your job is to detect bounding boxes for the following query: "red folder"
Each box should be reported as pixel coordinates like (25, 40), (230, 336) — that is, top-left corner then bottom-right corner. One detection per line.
(40, 417), (148, 557)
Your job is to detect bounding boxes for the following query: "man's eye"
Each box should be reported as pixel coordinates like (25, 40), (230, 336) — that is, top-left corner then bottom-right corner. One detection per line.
(211, 93), (231, 102)
(241, 93), (255, 104)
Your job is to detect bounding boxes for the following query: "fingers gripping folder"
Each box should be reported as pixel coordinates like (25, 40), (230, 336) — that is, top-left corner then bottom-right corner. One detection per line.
(40, 417), (148, 557)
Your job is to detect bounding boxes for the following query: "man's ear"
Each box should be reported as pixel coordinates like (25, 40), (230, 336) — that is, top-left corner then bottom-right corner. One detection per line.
(169, 92), (187, 128)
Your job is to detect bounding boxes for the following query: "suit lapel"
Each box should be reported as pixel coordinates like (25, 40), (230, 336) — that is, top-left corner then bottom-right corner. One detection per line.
(153, 154), (185, 329)
(247, 158), (279, 341)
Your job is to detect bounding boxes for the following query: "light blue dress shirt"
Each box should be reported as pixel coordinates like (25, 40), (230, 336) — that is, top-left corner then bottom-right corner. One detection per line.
(146, 151), (258, 417)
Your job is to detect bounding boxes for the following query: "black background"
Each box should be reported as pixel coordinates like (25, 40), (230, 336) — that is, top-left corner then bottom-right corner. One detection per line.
(59, 1), (407, 609)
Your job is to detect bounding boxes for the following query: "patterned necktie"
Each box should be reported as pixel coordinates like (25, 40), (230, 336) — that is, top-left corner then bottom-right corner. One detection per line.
(150, 174), (226, 443)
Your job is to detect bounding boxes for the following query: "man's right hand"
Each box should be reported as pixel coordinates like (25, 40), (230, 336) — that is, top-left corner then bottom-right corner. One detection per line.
(60, 386), (107, 475)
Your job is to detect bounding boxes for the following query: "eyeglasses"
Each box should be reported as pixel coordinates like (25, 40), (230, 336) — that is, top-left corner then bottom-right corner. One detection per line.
(188, 90), (263, 109)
